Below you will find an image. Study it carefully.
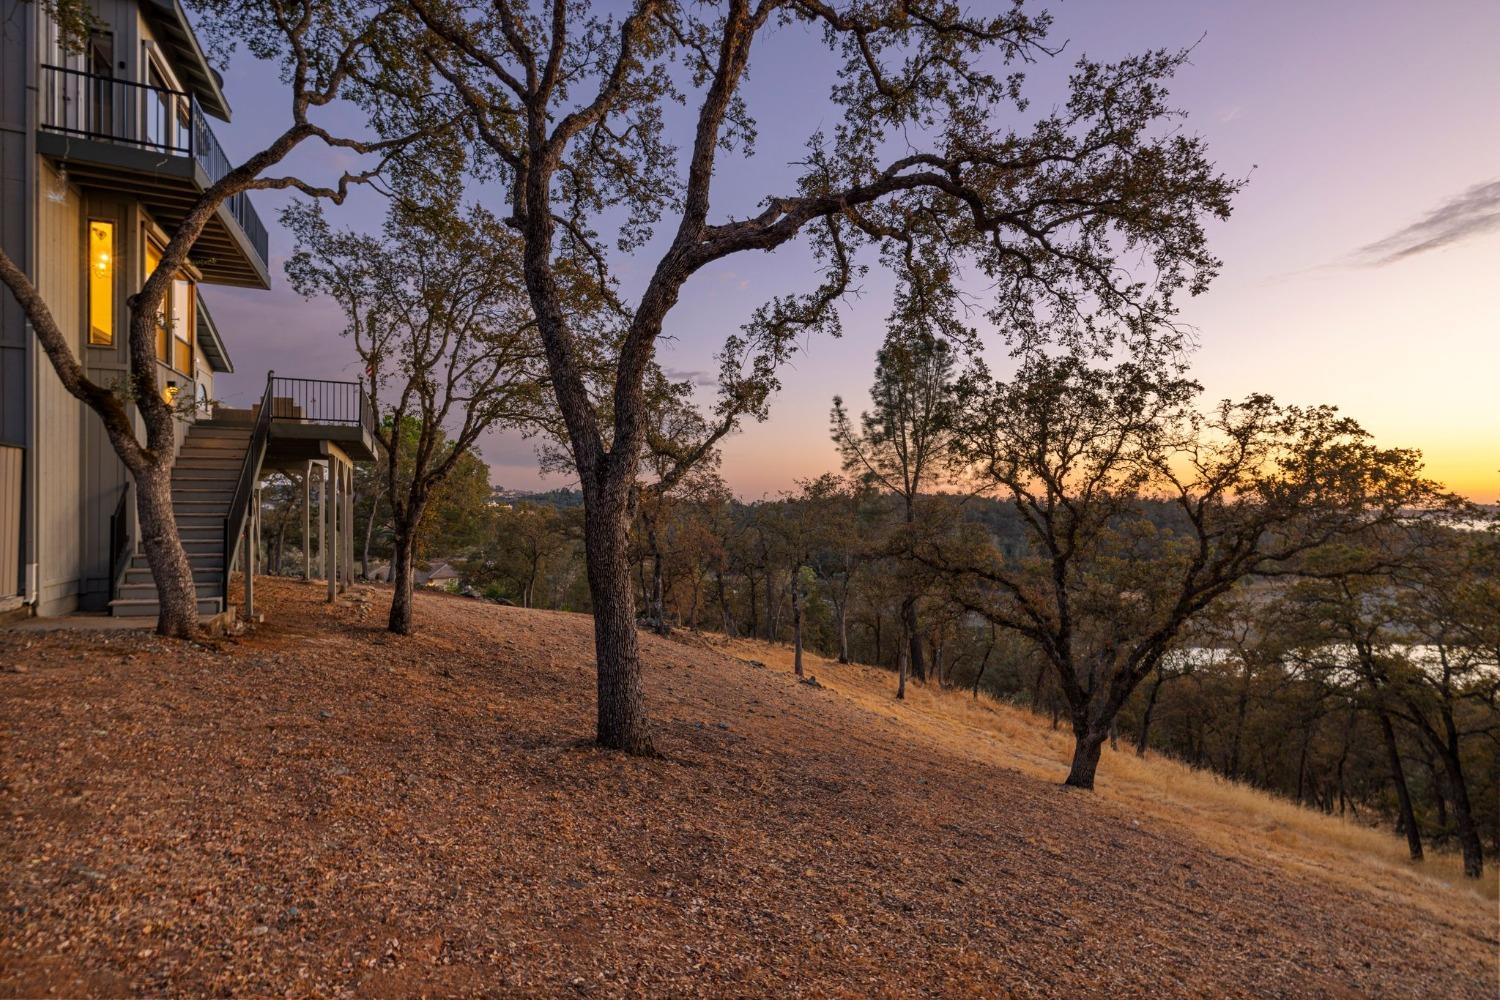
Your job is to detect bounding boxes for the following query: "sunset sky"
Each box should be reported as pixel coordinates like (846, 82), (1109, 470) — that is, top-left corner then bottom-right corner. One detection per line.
(205, 0), (1500, 503)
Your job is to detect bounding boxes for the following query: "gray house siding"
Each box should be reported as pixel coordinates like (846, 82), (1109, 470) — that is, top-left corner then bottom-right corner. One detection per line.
(2, 0), (263, 615)
(0, 0), (35, 601)
(34, 158), (86, 614)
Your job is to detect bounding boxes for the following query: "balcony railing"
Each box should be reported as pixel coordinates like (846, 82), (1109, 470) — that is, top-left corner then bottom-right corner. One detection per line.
(38, 64), (269, 266)
(267, 377), (375, 434)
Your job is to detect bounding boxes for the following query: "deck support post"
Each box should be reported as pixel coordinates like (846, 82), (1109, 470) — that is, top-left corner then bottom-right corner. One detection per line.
(302, 461), (312, 581)
(317, 462), (327, 582)
(326, 459), (338, 602)
(342, 462), (354, 589)
(244, 485), (257, 618)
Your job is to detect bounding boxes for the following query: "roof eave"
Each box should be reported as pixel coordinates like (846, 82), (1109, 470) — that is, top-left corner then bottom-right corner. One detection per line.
(147, 0), (233, 121)
(196, 296), (234, 374)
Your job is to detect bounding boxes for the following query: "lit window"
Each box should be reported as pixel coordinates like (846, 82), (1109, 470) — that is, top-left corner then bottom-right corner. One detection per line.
(171, 278), (194, 373)
(88, 221), (113, 345)
(145, 240), (168, 363)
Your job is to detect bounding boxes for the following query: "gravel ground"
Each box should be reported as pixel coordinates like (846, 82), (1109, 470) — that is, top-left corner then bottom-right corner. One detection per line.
(1, 579), (1494, 997)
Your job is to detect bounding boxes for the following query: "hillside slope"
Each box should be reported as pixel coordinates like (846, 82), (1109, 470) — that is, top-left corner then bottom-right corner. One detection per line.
(1, 581), (1495, 997)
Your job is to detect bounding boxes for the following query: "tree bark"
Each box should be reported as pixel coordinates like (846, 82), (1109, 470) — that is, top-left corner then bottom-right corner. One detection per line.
(584, 497), (656, 755)
(651, 544), (668, 636)
(746, 570), (759, 639)
(135, 462), (198, 636)
(791, 574), (804, 678)
(764, 569), (778, 641)
(896, 640), (908, 700)
(836, 597), (850, 664)
(716, 570), (735, 636)
(1376, 709), (1423, 861)
(903, 598), (926, 682)
(388, 525), (418, 635)
(1435, 731), (1483, 878)
(362, 481), (383, 580)
(1065, 727), (1108, 790)
(1135, 670), (1166, 757)
(1227, 662), (1252, 779)
(972, 626), (997, 699)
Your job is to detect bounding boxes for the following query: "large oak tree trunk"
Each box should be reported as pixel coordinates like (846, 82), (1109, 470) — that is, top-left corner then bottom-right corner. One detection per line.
(584, 496), (655, 755)
(136, 460), (199, 637)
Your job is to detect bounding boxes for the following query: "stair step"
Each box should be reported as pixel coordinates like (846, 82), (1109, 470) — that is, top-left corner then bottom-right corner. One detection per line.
(174, 459), (245, 472)
(130, 555), (224, 571)
(183, 439), (250, 450)
(123, 566), (222, 584)
(117, 580), (224, 600)
(175, 456), (245, 468)
(177, 449), (246, 461)
(173, 479), (236, 487)
(110, 596), (224, 618)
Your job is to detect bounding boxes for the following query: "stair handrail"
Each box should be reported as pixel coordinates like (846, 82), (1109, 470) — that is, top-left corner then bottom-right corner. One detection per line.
(222, 372), (275, 607)
(108, 482), (132, 602)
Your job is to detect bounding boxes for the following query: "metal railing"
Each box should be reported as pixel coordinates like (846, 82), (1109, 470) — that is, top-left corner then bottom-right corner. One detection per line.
(222, 373), (275, 606)
(267, 377), (375, 437)
(39, 65), (269, 267)
(108, 482), (132, 600)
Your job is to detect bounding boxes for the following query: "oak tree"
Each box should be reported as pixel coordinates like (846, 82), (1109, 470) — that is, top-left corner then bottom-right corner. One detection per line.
(405, 0), (1239, 752)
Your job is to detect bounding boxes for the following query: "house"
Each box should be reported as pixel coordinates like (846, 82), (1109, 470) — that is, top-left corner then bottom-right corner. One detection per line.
(0, 0), (376, 620)
(416, 561), (462, 590)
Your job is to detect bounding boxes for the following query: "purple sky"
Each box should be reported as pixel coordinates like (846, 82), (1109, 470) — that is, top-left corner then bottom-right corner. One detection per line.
(203, 0), (1500, 501)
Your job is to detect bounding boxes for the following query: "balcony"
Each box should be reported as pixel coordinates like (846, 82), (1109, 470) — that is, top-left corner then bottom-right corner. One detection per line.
(37, 65), (271, 288)
(258, 376), (380, 465)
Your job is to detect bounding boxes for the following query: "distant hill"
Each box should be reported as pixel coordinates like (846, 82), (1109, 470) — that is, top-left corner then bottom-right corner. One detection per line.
(489, 486), (585, 509)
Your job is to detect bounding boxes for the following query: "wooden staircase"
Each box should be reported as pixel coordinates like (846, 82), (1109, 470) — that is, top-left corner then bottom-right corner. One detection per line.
(109, 413), (256, 618)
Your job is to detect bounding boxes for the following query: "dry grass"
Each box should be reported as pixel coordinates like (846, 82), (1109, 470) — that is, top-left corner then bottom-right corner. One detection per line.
(4, 582), (1496, 996)
(706, 633), (1500, 919)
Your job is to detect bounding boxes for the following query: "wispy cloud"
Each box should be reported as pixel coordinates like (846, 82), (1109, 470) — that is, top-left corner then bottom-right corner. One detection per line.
(665, 367), (718, 388)
(1352, 179), (1500, 266)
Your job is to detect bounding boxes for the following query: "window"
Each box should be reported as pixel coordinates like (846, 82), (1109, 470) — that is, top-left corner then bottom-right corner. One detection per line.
(144, 236), (196, 374)
(171, 277), (194, 373)
(88, 221), (114, 345)
(87, 33), (114, 136)
(145, 60), (174, 151)
(145, 240), (169, 363)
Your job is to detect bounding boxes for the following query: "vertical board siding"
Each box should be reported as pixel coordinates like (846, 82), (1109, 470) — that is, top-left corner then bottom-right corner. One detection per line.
(0, 445), (20, 598)
(34, 158), (84, 613)
(0, 0), (31, 451)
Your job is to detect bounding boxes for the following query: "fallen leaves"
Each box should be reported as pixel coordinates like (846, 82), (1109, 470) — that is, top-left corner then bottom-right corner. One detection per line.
(0, 579), (1493, 998)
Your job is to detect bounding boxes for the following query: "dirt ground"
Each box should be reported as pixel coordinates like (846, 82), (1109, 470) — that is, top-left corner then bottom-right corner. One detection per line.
(1, 579), (1495, 997)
